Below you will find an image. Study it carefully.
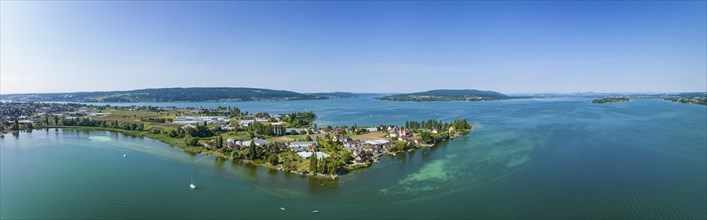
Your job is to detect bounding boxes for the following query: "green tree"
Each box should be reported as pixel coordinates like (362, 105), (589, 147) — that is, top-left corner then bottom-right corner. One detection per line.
(420, 132), (432, 144)
(214, 136), (223, 149)
(249, 140), (257, 160)
(341, 152), (354, 164)
(184, 136), (199, 146)
(305, 135), (313, 142)
(283, 158), (292, 172)
(267, 154), (279, 166)
(395, 141), (407, 152)
(11, 118), (19, 130)
(309, 154), (318, 174)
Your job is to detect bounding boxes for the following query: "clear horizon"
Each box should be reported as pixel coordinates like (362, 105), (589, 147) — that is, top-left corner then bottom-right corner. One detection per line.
(1, 1), (706, 94)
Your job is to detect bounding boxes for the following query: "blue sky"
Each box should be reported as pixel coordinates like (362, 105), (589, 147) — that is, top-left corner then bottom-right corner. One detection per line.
(1, 1), (705, 94)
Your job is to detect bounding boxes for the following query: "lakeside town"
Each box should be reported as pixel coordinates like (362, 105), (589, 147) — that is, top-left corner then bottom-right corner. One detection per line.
(0, 102), (474, 177)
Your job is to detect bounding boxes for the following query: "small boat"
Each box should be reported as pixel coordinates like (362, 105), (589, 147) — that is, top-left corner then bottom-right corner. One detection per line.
(123, 154), (127, 158)
(190, 176), (197, 190)
(312, 210), (319, 213)
(280, 207), (286, 211)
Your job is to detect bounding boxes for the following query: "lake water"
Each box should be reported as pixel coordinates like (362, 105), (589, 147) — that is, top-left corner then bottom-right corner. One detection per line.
(1, 98), (706, 219)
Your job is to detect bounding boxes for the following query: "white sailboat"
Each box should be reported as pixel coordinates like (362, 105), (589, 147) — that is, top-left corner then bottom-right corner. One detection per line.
(190, 176), (197, 190)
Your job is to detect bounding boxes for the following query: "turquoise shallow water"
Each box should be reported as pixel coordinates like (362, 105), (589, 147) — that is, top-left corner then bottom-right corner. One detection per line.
(1, 98), (705, 219)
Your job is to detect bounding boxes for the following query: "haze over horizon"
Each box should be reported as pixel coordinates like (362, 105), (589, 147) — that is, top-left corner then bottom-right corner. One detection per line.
(1, 1), (705, 94)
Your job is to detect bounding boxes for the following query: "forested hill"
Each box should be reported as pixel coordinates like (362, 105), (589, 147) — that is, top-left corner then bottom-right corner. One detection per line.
(306, 92), (359, 99)
(0, 87), (343, 102)
(377, 89), (511, 102)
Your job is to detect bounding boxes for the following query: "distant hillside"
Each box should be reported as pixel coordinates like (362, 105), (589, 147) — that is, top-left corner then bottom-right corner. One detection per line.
(307, 92), (359, 99)
(377, 89), (510, 102)
(0, 87), (334, 102)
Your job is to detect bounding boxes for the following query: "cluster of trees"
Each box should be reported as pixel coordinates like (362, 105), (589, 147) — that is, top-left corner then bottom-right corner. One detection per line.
(184, 136), (199, 146)
(199, 106), (243, 117)
(11, 118), (21, 130)
(393, 141), (410, 152)
(404, 119), (472, 131)
(405, 119), (446, 131)
(449, 119), (472, 130)
(282, 112), (316, 127)
(61, 118), (145, 131)
(225, 141), (284, 164)
(214, 136), (223, 149)
(305, 139), (352, 175)
(247, 122), (286, 137)
(309, 154), (342, 175)
(182, 122), (214, 138)
(142, 117), (171, 123)
(175, 122), (218, 146)
(419, 131), (448, 144)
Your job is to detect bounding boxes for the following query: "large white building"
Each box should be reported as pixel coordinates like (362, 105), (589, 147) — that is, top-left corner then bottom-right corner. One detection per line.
(288, 141), (317, 152)
(174, 116), (229, 125)
(297, 152), (330, 159)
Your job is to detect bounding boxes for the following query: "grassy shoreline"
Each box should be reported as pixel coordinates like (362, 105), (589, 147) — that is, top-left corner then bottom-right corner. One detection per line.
(34, 126), (344, 178)
(38, 125), (203, 153)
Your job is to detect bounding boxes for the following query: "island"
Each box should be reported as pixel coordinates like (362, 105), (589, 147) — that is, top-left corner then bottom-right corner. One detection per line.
(663, 92), (707, 105)
(377, 89), (511, 102)
(591, 97), (630, 104)
(0, 87), (358, 102)
(0, 102), (474, 178)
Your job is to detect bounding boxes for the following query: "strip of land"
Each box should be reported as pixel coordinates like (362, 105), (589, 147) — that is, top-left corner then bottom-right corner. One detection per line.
(377, 89), (511, 102)
(592, 97), (630, 104)
(1, 102), (474, 178)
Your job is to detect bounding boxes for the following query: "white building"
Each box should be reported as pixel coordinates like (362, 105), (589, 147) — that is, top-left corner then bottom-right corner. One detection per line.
(288, 141), (317, 152)
(297, 152), (330, 159)
(239, 120), (254, 126)
(174, 116), (228, 125)
(364, 139), (390, 145)
(242, 138), (269, 147)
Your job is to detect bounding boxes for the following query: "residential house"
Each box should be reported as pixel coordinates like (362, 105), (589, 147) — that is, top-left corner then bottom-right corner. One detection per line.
(288, 141), (317, 153)
(242, 138), (269, 147)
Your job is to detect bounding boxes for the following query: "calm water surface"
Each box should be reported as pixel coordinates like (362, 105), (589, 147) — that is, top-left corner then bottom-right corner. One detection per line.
(1, 98), (705, 219)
